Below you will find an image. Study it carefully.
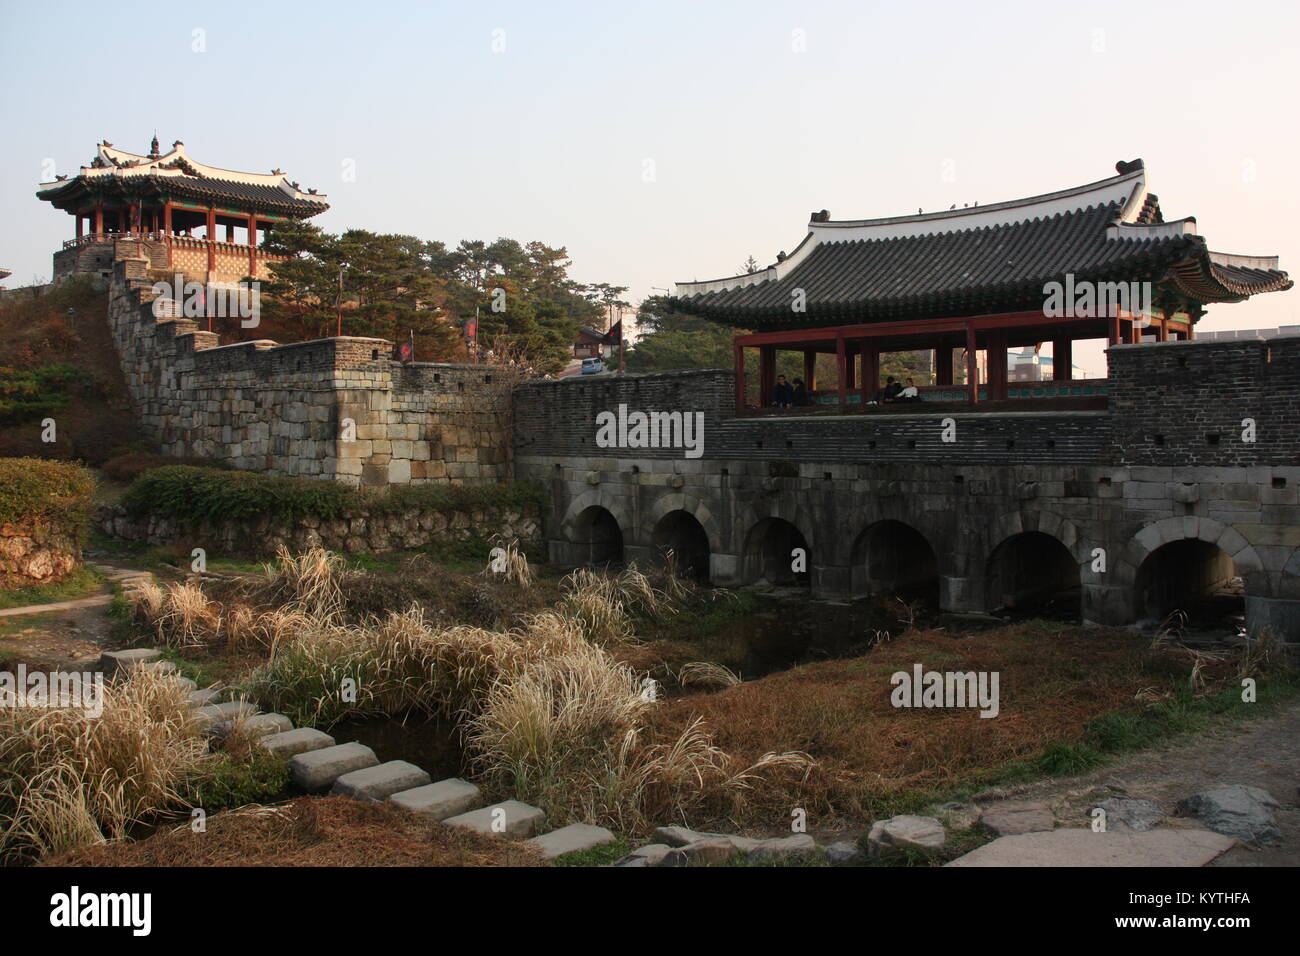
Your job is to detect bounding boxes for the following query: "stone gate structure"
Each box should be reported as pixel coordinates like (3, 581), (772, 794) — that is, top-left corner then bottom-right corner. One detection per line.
(514, 341), (1300, 639)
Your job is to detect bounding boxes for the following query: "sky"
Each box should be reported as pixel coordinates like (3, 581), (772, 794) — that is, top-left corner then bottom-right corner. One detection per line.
(2, 0), (1297, 376)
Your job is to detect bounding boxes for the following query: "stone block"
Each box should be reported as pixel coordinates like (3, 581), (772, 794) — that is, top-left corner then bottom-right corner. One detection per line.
(388, 778), (483, 820)
(259, 727), (336, 759)
(331, 760), (431, 802)
(289, 742), (379, 791)
(443, 800), (546, 838)
(527, 823), (616, 860)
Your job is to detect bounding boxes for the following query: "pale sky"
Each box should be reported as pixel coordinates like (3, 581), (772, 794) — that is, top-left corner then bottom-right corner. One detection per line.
(3, 0), (1297, 376)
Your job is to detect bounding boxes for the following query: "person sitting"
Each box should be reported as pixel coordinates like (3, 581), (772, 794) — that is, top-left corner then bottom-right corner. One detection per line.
(771, 374), (794, 408)
(791, 377), (809, 406)
(877, 377), (904, 403)
(896, 378), (921, 402)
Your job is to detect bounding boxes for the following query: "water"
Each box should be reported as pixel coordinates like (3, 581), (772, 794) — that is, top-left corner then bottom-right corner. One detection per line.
(333, 711), (466, 780)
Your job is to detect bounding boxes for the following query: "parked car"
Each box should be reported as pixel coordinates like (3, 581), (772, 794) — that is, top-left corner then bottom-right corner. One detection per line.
(581, 357), (605, 374)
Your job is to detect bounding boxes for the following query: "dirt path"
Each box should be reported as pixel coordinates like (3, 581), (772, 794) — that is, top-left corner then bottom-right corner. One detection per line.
(973, 701), (1300, 866)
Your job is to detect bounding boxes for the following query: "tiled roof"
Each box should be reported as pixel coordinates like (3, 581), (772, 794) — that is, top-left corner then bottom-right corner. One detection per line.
(37, 140), (328, 218)
(674, 162), (1290, 327)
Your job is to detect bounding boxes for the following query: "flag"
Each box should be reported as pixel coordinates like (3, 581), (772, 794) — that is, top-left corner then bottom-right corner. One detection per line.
(463, 317), (477, 340)
(606, 320), (622, 346)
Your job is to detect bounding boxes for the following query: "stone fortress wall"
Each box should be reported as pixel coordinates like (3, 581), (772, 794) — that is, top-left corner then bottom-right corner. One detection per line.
(513, 343), (1300, 638)
(105, 254), (509, 485)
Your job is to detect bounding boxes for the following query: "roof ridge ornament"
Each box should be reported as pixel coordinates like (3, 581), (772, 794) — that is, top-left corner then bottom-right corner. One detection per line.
(1116, 158), (1144, 175)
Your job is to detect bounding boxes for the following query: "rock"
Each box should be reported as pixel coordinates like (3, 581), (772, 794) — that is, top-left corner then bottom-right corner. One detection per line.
(825, 840), (865, 865)
(1176, 786), (1283, 845)
(662, 838), (737, 867)
(242, 713), (293, 737)
(443, 800), (546, 838)
(748, 834), (817, 862)
(1094, 798), (1163, 832)
(868, 814), (946, 857)
(99, 648), (161, 676)
(192, 700), (256, 732)
(980, 804), (1055, 836)
(187, 688), (221, 707)
(948, 828), (1236, 867)
(259, 727), (335, 759)
(613, 844), (673, 867)
(388, 778), (482, 820)
(527, 823), (616, 860)
(651, 825), (759, 852)
(331, 760), (431, 802)
(934, 801), (982, 830)
(289, 742), (379, 792)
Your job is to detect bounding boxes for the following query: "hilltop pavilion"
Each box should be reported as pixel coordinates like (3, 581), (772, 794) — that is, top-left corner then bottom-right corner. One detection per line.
(37, 138), (328, 280)
(673, 160), (1291, 410)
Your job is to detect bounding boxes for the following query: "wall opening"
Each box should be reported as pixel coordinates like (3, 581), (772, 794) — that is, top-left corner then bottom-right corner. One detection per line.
(1135, 539), (1241, 629)
(570, 506), (624, 568)
(985, 531), (1079, 617)
(651, 510), (711, 582)
(850, 520), (939, 602)
(743, 517), (811, 587)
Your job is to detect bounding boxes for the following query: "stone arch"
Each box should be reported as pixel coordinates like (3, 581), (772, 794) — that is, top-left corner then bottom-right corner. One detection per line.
(651, 510), (712, 581)
(641, 491), (722, 554)
(1116, 516), (1267, 595)
(733, 498), (818, 558)
(741, 515), (812, 587)
(1121, 516), (1268, 627)
(848, 519), (939, 600)
(979, 511), (1085, 616)
(1282, 546), (1300, 601)
(559, 490), (631, 567)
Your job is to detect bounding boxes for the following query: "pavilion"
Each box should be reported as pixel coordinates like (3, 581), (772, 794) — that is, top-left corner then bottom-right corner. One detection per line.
(673, 160), (1291, 411)
(37, 138), (328, 280)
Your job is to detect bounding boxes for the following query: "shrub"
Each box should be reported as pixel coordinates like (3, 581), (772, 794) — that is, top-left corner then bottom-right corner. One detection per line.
(120, 464), (545, 527)
(0, 457), (96, 541)
(101, 453), (228, 483)
(0, 364), (96, 426)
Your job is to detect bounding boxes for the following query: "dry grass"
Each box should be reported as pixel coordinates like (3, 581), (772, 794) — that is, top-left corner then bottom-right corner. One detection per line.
(0, 669), (208, 862)
(47, 796), (545, 867)
(647, 620), (1252, 827)
(484, 537), (532, 588)
(677, 661), (743, 689)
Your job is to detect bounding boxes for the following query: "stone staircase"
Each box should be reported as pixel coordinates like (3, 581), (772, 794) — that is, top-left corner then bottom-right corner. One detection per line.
(99, 644), (616, 862)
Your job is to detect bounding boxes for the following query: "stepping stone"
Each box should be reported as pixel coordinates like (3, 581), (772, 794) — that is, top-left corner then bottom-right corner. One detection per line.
(946, 828), (1236, 867)
(651, 825), (760, 852)
(662, 838), (736, 867)
(748, 834), (817, 862)
(243, 713), (293, 737)
(443, 800), (545, 838)
(867, 815), (946, 857)
(388, 778), (482, 820)
(289, 742), (378, 791)
(1177, 786), (1282, 845)
(825, 841), (866, 865)
(187, 688), (221, 707)
(174, 676), (197, 693)
(613, 844), (672, 867)
(100, 648), (161, 676)
(1093, 798), (1163, 832)
(260, 727), (335, 759)
(980, 804), (1055, 836)
(192, 700), (256, 732)
(331, 761), (431, 802)
(527, 823), (616, 860)
(137, 660), (179, 676)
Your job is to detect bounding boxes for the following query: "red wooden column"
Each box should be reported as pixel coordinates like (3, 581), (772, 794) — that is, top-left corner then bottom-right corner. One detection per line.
(836, 336), (848, 409)
(734, 342), (746, 413)
(803, 350), (817, 392)
(248, 214), (258, 277)
(163, 203), (173, 267)
(75, 214), (83, 240)
(206, 207), (216, 272)
(844, 346), (856, 391)
(987, 329), (1008, 400)
(759, 345), (776, 408)
(1053, 338), (1072, 380)
(1108, 312), (1121, 345)
(935, 344), (953, 386)
(94, 205), (104, 235)
(859, 339), (879, 405)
